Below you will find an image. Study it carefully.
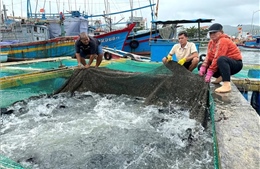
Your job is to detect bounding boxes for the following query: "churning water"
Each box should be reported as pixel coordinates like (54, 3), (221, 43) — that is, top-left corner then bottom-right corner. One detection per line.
(1, 91), (213, 169)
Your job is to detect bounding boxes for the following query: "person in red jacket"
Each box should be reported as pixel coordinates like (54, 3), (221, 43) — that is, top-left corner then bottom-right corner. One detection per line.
(199, 23), (243, 93)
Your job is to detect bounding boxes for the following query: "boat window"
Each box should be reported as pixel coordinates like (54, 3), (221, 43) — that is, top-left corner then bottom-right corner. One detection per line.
(41, 28), (45, 33)
(27, 28), (31, 33)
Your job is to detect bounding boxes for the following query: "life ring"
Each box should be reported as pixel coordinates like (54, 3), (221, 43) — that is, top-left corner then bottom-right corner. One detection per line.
(199, 54), (206, 62)
(104, 52), (112, 60)
(123, 53), (135, 60)
(129, 40), (139, 49)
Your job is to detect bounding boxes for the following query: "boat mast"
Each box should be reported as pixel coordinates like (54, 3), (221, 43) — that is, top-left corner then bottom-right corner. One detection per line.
(21, 0), (23, 18)
(129, 0), (133, 23)
(0, 0), (2, 24)
(150, 0), (155, 22)
(103, 0), (112, 31)
(27, 0), (32, 19)
(11, 0), (14, 18)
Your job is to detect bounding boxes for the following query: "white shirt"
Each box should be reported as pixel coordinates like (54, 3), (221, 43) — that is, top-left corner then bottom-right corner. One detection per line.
(169, 42), (198, 61)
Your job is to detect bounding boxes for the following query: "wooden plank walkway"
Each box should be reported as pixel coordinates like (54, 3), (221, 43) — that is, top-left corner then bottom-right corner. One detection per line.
(210, 82), (260, 169)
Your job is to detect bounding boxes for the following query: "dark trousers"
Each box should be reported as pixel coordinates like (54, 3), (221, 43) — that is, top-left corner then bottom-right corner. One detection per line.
(198, 56), (243, 81)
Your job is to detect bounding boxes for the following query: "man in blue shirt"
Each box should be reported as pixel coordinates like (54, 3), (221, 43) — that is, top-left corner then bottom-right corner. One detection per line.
(75, 32), (103, 68)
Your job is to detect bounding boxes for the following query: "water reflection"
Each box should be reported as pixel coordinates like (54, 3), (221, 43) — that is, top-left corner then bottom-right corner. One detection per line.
(1, 92), (213, 169)
(199, 48), (260, 65)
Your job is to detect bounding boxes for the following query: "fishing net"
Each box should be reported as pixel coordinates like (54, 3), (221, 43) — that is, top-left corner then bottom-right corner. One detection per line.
(55, 61), (209, 126)
(0, 154), (25, 169)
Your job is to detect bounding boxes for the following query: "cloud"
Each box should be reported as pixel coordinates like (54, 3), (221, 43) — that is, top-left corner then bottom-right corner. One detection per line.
(3, 0), (259, 28)
(155, 0), (259, 26)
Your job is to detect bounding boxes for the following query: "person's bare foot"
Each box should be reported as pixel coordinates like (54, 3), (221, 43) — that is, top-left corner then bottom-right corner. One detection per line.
(212, 76), (222, 84)
(215, 82), (231, 93)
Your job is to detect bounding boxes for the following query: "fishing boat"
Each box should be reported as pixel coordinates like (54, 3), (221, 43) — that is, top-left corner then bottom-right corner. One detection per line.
(123, 26), (176, 55)
(0, 11), (136, 61)
(237, 37), (260, 52)
(237, 44), (260, 51)
(123, 29), (161, 55)
(149, 18), (214, 62)
(0, 52), (8, 62)
(103, 46), (150, 62)
(122, 0), (175, 55)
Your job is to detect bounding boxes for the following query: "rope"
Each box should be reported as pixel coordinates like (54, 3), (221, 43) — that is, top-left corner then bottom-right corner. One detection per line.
(209, 89), (220, 169)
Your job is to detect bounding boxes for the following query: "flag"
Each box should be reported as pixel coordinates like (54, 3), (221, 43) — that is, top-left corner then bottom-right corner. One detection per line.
(40, 8), (45, 13)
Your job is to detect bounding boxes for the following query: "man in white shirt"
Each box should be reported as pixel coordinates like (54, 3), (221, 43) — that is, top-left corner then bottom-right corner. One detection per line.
(162, 31), (199, 72)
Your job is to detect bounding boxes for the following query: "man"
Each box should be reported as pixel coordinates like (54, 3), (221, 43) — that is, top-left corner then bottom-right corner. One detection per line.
(75, 32), (103, 68)
(162, 31), (199, 72)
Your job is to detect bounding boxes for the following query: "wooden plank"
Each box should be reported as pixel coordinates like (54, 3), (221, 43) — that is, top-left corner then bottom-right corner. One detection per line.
(0, 59), (123, 89)
(0, 67), (76, 89)
(231, 78), (260, 92)
(0, 56), (72, 67)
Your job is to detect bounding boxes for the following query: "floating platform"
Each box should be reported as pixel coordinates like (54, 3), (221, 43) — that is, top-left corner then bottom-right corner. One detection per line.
(0, 56), (259, 168)
(210, 82), (259, 169)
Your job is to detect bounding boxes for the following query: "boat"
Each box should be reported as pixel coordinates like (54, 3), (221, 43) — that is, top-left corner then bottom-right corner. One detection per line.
(103, 46), (150, 62)
(237, 44), (260, 51)
(123, 29), (161, 55)
(233, 25), (260, 51)
(123, 26), (176, 55)
(237, 37), (260, 52)
(149, 19), (214, 62)
(122, 0), (175, 55)
(0, 11), (135, 61)
(0, 52), (8, 62)
(0, 0), (139, 61)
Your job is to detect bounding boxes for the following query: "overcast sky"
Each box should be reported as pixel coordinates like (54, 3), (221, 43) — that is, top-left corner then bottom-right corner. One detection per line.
(2, 0), (259, 27)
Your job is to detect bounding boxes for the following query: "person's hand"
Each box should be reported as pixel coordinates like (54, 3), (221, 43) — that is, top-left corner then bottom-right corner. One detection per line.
(84, 64), (90, 68)
(78, 64), (83, 68)
(177, 58), (186, 65)
(166, 55), (172, 62)
(199, 66), (206, 76)
(205, 70), (214, 83)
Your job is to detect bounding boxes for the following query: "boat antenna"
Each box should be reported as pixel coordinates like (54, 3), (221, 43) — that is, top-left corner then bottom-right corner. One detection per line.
(27, 0), (32, 19)
(130, 0), (133, 23)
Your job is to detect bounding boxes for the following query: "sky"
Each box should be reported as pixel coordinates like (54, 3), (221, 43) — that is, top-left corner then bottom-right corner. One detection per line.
(1, 0), (259, 28)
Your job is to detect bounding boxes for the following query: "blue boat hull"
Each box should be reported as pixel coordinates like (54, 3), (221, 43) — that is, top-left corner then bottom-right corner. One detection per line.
(0, 23), (135, 60)
(123, 30), (160, 55)
(150, 40), (200, 62)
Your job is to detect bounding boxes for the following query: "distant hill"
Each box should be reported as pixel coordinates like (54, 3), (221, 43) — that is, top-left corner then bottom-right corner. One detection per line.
(222, 25), (260, 36)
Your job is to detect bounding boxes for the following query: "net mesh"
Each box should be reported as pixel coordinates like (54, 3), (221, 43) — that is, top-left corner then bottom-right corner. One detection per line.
(55, 61), (209, 126)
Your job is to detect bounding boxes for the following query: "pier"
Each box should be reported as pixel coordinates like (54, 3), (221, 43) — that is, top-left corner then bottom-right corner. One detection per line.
(210, 82), (259, 169)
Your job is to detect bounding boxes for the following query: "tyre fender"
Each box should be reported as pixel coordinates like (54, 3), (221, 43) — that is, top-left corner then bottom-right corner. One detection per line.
(104, 52), (112, 60)
(199, 54), (206, 62)
(129, 40), (139, 49)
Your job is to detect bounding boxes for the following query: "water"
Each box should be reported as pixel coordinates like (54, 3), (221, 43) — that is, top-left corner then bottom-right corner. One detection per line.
(199, 48), (260, 65)
(0, 50), (258, 168)
(0, 59), (77, 78)
(1, 92), (213, 169)
(0, 78), (68, 108)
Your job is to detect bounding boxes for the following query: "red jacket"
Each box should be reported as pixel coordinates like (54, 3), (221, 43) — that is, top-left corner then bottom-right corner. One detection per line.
(202, 34), (242, 72)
